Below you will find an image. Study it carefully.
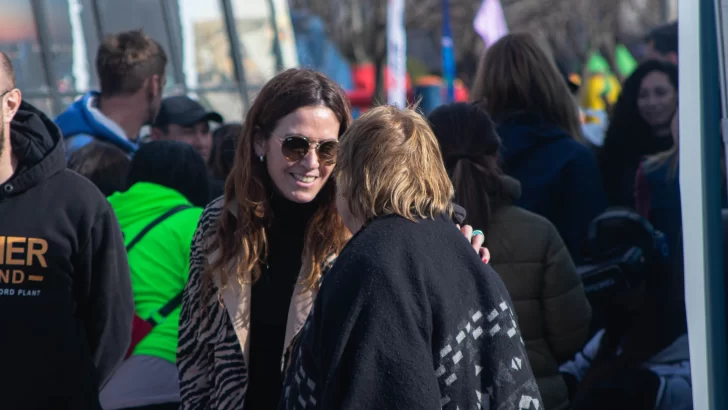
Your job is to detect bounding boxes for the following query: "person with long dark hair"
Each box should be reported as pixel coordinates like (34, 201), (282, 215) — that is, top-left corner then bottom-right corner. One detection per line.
(599, 61), (678, 207)
(178, 69), (352, 410)
(177, 68), (491, 409)
(471, 32), (607, 263)
(429, 102), (591, 410)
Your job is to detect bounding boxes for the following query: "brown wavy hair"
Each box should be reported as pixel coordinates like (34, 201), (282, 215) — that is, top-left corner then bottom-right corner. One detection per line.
(205, 69), (352, 296)
(471, 32), (586, 144)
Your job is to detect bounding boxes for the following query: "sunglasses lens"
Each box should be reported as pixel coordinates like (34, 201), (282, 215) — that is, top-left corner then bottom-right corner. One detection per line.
(318, 141), (338, 164)
(281, 137), (339, 164)
(281, 137), (309, 161)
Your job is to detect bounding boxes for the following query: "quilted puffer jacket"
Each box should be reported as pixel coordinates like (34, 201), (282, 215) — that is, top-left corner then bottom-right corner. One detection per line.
(486, 176), (592, 410)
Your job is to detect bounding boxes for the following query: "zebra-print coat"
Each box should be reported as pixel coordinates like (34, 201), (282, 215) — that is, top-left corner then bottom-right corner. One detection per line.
(177, 198), (321, 409)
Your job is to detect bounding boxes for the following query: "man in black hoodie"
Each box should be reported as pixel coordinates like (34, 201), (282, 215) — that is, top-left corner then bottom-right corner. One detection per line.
(0, 53), (133, 409)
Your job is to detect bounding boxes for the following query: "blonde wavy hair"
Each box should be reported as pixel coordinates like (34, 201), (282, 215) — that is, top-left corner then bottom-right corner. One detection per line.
(471, 32), (586, 144)
(336, 105), (454, 224)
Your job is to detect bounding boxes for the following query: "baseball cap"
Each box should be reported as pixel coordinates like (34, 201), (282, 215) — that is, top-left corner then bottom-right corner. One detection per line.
(153, 96), (223, 128)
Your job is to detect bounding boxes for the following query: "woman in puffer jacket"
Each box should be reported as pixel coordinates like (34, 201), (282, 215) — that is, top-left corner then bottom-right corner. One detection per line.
(429, 103), (592, 409)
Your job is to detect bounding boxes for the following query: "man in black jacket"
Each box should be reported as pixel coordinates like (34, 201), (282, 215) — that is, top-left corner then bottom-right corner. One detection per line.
(0, 53), (133, 409)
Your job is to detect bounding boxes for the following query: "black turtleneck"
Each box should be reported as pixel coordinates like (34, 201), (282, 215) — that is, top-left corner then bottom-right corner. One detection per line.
(244, 194), (319, 409)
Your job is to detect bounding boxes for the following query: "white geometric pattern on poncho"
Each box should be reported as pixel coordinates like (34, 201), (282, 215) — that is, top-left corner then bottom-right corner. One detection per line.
(435, 300), (531, 409)
(283, 355), (319, 409)
(519, 394), (541, 409)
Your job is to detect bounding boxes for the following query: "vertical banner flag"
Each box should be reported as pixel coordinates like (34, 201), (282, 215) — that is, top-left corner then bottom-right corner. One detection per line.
(387, 0), (407, 107)
(473, 0), (509, 50)
(441, 0), (456, 103)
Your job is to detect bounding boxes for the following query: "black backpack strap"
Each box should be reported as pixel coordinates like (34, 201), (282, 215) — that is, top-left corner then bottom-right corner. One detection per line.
(124, 204), (192, 327)
(147, 290), (185, 326)
(126, 205), (192, 252)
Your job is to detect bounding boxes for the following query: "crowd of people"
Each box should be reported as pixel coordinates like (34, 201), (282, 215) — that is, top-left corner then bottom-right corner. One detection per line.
(0, 20), (692, 410)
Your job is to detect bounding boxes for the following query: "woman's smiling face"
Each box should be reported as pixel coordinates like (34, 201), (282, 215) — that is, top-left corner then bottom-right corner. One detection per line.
(256, 105), (340, 203)
(637, 71), (677, 130)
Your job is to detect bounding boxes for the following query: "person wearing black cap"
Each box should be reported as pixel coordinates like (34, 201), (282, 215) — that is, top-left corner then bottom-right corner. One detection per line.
(150, 96), (223, 163)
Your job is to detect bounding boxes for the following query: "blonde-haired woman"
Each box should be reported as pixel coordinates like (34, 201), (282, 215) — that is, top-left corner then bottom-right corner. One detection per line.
(472, 32), (607, 263)
(280, 105), (541, 410)
(177, 69), (488, 409)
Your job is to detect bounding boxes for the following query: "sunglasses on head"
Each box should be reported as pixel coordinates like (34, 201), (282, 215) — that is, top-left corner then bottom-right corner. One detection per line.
(280, 135), (339, 165)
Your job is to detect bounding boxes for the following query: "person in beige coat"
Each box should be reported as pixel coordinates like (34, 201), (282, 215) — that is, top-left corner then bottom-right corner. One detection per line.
(429, 102), (592, 410)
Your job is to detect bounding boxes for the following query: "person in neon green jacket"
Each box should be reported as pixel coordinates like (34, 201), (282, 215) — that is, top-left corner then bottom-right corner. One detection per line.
(110, 182), (202, 362)
(101, 141), (210, 410)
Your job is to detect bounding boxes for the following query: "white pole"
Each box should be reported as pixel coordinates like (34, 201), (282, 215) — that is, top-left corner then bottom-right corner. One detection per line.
(386, 0), (406, 107)
(178, 0), (199, 93)
(679, 6), (709, 406)
(681, 0), (728, 407)
(679, 6), (710, 405)
(68, 0), (89, 92)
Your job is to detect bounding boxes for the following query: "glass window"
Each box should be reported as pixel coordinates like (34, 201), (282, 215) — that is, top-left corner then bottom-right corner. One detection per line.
(44, 0), (97, 93)
(231, 0), (277, 87)
(95, 0), (181, 87)
(266, 0), (297, 70)
(195, 90), (243, 125)
(231, 0), (299, 86)
(0, 0), (49, 93)
(177, 0), (234, 89)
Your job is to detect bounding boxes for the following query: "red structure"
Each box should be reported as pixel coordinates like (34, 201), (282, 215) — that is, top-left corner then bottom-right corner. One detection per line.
(345, 63), (469, 110)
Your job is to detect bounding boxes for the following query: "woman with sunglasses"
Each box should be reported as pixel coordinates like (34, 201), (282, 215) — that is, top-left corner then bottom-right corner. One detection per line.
(177, 69), (487, 410)
(280, 104), (540, 410)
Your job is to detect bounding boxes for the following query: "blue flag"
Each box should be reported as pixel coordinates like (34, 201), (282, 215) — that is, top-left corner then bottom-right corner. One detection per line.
(441, 0), (456, 103)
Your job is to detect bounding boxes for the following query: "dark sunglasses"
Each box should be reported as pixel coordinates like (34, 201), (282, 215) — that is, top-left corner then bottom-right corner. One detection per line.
(280, 135), (339, 165)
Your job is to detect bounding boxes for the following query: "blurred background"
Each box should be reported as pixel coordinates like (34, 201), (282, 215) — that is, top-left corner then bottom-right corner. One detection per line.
(0, 0), (678, 120)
